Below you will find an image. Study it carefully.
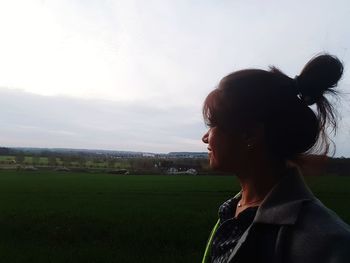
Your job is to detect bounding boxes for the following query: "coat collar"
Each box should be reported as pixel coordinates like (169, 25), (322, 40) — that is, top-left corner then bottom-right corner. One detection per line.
(255, 165), (316, 225)
(234, 165), (316, 225)
(226, 166), (316, 263)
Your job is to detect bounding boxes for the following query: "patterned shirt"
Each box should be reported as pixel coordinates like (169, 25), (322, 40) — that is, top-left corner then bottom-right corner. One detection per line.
(210, 196), (258, 263)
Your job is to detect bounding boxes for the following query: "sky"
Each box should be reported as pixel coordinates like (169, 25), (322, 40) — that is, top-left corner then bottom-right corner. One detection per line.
(0, 0), (349, 156)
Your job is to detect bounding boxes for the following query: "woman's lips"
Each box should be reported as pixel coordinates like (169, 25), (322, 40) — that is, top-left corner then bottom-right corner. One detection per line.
(207, 147), (212, 157)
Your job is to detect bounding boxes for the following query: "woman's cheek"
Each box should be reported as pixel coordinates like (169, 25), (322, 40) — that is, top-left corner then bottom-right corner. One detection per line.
(211, 150), (225, 169)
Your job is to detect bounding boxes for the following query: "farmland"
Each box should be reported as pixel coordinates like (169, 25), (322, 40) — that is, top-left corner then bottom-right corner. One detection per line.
(0, 170), (349, 262)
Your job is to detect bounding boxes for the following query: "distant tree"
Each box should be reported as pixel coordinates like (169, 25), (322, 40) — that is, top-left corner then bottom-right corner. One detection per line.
(78, 157), (87, 168)
(15, 154), (25, 165)
(129, 158), (155, 172)
(61, 156), (71, 167)
(48, 156), (57, 167)
(107, 158), (116, 169)
(0, 147), (10, 155)
(92, 158), (101, 168)
(159, 160), (174, 169)
(32, 156), (40, 166)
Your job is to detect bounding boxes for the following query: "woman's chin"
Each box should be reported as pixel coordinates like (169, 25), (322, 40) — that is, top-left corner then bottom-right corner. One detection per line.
(209, 159), (234, 173)
(209, 160), (222, 171)
(209, 155), (229, 171)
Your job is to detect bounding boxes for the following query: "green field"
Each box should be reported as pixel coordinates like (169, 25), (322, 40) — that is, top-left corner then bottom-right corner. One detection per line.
(0, 171), (349, 262)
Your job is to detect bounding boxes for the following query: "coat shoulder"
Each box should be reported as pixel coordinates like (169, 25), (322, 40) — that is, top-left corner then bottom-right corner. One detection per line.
(286, 198), (350, 262)
(299, 198), (350, 238)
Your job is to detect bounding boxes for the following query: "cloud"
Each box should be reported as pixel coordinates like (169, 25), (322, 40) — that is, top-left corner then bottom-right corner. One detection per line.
(1, 0), (349, 105)
(0, 88), (207, 153)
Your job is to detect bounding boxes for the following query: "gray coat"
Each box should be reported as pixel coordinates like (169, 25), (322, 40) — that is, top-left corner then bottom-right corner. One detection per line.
(202, 166), (350, 263)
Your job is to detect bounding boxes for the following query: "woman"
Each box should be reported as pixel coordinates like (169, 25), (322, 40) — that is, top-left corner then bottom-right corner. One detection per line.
(201, 54), (350, 263)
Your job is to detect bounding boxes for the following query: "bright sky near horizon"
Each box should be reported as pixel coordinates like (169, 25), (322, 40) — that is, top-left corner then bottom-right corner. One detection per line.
(0, 0), (350, 156)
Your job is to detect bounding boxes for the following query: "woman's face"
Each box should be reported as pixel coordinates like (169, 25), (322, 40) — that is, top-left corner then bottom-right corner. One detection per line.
(202, 126), (247, 172)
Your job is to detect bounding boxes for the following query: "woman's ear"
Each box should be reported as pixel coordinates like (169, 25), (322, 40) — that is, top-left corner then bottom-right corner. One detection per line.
(243, 122), (265, 146)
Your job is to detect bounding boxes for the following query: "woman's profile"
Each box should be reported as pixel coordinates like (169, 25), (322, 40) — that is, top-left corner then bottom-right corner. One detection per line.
(201, 54), (350, 263)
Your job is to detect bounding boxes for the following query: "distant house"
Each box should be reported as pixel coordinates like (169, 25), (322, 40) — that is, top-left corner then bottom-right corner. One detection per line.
(167, 167), (178, 174)
(185, 168), (198, 175)
(24, 166), (38, 171)
(167, 167), (198, 175)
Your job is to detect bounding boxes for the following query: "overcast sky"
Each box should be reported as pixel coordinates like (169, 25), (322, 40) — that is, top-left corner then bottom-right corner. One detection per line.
(0, 0), (349, 156)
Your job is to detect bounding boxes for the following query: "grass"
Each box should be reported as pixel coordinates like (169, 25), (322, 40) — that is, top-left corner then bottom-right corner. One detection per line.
(0, 170), (349, 262)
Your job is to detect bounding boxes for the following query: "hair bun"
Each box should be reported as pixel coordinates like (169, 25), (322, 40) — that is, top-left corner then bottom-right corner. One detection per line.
(296, 54), (344, 105)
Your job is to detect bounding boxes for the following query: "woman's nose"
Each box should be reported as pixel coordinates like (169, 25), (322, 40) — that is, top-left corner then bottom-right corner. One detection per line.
(202, 131), (209, 144)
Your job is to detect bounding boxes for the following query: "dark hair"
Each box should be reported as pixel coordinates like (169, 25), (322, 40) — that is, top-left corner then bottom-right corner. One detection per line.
(202, 53), (344, 162)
